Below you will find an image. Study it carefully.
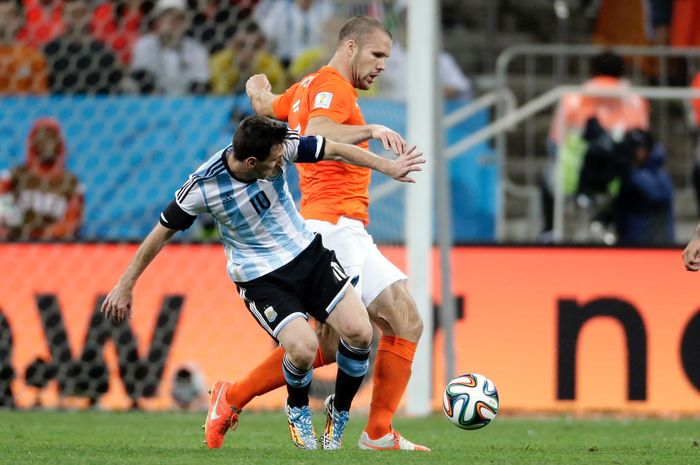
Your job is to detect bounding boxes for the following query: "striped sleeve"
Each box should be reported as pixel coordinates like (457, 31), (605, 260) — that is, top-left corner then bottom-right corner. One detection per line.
(281, 129), (300, 162)
(159, 175), (206, 230)
(174, 174), (207, 215)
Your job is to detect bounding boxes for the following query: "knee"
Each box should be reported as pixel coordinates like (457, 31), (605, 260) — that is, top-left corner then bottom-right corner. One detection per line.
(285, 337), (318, 369)
(400, 300), (424, 342)
(378, 283), (424, 342)
(343, 319), (373, 349)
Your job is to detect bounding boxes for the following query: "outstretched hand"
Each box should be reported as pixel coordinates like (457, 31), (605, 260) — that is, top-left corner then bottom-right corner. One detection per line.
(370, 124), (406, 155)
(388, 145), (425, 183)
(682, 231), (700, 271)
(100, 284), (133, 324)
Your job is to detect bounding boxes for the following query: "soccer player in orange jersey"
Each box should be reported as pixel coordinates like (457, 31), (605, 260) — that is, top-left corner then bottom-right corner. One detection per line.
(204, 16), (429, 452)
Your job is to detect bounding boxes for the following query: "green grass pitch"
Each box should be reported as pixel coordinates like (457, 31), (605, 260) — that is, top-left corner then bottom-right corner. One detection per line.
(1, 411), (698, 465)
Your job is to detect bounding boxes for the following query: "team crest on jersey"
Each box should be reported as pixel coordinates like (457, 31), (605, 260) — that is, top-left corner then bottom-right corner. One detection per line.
(264, 306), (277, 322)
(314, 92), (333, 109)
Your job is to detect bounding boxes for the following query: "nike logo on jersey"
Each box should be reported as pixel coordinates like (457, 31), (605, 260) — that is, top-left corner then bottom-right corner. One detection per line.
(209, 385), (226, 420)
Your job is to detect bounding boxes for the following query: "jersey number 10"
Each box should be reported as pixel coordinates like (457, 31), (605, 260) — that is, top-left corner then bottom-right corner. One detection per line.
(251, 191), (271, 215)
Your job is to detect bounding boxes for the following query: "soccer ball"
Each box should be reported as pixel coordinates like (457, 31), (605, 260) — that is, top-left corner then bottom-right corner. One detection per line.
(442, 373), (499, 430)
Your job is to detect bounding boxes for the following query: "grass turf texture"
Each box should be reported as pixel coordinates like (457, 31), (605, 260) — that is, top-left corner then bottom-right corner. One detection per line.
(1, 411), (698, 465)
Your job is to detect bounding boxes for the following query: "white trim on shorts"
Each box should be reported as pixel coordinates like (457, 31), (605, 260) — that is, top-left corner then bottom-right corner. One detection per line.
(306, 216), (407, 307)
(324, 278), (352, 316)
(273, 312), (308, 339)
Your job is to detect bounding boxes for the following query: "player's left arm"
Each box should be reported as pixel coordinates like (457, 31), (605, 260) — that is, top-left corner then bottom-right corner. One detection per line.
(325, 139), (424, 182)
(291, 135), (424, 183)
(102, 174), (203, 323)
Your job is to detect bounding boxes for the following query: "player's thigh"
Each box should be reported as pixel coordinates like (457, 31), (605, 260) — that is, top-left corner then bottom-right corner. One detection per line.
(366, 279), (423, 342)
(276, 317), (318, 367)
(324, 286), (372, 347)
(315, 320), (340, 363)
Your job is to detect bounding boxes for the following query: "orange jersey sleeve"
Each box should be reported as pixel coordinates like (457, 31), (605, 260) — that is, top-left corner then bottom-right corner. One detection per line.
(277, 67), (372, 225)
(272, 82), (299, 122)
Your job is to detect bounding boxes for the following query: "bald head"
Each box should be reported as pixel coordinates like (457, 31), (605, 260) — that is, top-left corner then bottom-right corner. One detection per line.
(337, 16), (392, 49)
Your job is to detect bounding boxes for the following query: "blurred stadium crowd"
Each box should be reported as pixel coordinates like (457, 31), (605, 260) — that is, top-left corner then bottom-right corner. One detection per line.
(0, 0), (470, 98)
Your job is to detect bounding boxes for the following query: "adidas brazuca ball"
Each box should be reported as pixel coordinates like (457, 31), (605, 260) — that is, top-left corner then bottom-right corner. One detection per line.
(442, 373), (499, 429)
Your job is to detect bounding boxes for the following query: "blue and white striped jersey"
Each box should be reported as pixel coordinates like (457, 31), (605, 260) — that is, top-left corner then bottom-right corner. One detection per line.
(162, 130), (326, 282)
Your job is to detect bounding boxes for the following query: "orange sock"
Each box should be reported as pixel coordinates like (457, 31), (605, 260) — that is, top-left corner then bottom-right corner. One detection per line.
(225, 346), (327, 410)
(365, 336), (417, 440)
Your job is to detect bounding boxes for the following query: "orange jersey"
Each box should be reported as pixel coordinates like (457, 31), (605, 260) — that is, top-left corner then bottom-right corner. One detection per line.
(272, 66), (371, 225)
(549, 76), (649, 144)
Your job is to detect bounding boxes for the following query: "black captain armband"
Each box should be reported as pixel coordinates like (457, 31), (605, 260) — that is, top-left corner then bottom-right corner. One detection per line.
(160, 200), (197, 231)
(296, 135), (326, 163)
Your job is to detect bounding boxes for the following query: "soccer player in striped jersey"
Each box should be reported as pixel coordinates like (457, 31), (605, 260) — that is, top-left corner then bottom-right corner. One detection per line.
(101, 115), (424, 450)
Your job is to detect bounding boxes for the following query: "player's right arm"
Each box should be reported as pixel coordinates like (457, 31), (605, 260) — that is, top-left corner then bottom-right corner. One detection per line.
(102, 175), (205, 323)
(246, 74), (280, 118)
(683, 224), (700, 271)
(101, 223), (177, 323)
(302, 78), (406, 154)
(306, 116), (406, 155)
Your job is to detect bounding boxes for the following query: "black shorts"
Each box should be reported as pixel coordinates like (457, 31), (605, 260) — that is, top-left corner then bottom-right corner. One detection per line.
(235, 235), (351, 340)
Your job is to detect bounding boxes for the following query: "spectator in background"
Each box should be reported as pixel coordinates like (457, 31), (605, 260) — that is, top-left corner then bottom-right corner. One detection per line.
(287, 17), (343, 84)
(16, 0), (64, 49)
(91, 0), (151, 66)
(377, 9), (471, 101)
(550, 52), (649, 145)
(170, 364), (206, 410)
(254, 0), (334, 68)
(187, 0), (248, 54)
(613, 129), (674, 245)
(541, 51), (649, 240)
(209, 21), (285, 95)
(43, 0), (123, 94)
(0, 0), (48, 94)
(0, 118), (84, 241)
(129, 0), (209, 94)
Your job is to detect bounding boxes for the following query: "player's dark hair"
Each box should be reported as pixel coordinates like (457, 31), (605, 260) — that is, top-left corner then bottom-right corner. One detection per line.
(338, 16), (392, 46)
(232, 116), (288, 161)
(591, 51), (625, 78)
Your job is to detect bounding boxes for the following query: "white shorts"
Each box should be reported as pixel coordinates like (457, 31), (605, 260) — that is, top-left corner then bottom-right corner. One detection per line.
(306, 216), (407, 307)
